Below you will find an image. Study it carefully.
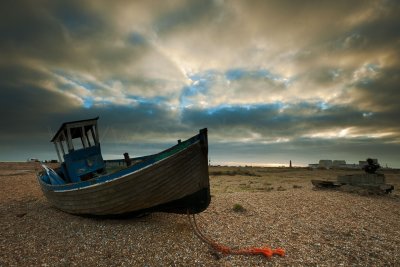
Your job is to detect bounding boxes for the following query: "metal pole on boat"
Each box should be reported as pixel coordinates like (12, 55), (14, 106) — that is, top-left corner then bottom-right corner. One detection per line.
(124, 153), (132, 166)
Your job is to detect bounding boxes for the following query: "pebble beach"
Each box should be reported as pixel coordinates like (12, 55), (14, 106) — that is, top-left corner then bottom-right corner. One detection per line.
(1, 163), (400, 266)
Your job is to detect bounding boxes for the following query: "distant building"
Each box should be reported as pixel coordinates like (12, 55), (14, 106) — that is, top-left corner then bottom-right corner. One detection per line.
(308, 164), (319, 169)
(309, 158), (380, 170)
(318, 160), (332, 169)
(333, 160), (346, 165)
(345, 163), (359, 169)
(332, 160), (346, 168)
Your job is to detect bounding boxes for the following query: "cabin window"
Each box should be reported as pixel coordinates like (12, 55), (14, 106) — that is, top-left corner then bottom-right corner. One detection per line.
(51, 118), (101, 163)
(86, 128), (96, 147)
(72, 137), (84, 150)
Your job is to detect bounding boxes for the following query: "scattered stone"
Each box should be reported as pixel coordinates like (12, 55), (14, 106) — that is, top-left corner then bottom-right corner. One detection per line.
(1, 164), (399, 266)
(232, 203), (246, 213)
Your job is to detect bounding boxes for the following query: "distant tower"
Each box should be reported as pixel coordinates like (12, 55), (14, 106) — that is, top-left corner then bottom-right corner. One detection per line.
(290, 160), (292, 168)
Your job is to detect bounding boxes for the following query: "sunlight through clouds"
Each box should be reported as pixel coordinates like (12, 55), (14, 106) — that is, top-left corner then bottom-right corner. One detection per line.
(1, 0), (399, 166)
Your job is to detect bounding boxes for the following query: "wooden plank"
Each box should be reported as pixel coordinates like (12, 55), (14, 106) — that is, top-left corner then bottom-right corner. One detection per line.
(40, 141), (210, 215)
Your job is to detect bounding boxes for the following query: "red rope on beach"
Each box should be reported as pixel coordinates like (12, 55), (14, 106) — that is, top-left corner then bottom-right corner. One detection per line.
(187, 211), (285, 259)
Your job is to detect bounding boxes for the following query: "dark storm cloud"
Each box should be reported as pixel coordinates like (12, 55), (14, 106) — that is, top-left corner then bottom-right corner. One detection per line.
(153, 0), (216, 33)
(180, 102), (375, 139)
(351, 66), (400, 111)
(0, 64), (77, 136)
(0, 0), (154, 79)
(209, 135), (400, 167)
(0, 1), (67, 62)
(337, 2), (400, 52)
(0, 0), (399, 166)
(0, 1), (112, 68)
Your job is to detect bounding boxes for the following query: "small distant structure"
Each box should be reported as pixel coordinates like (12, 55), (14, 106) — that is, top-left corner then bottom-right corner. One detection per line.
(332, 160), (346, 168)
(308, 164), (319, 169)
(27, 158), (40, 162)
(345, 163), (359, 169)
(310, 158), (380, 170)
(318, 160), (332, 169)
(363, 158), (380, 174)
(312, 157), (393, 194)
(360, 158), (378, 168)
(289, 160), (292, 168)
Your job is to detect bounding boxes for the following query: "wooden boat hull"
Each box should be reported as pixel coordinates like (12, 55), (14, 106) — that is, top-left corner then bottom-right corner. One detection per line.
(38, 130), (211, 216)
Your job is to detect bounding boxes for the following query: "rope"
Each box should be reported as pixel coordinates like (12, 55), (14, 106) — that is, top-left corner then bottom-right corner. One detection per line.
(187, 210), (285, 259)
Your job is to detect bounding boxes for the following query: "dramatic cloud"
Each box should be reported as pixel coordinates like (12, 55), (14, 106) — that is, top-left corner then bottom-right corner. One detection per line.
(1, 0), (399, 167)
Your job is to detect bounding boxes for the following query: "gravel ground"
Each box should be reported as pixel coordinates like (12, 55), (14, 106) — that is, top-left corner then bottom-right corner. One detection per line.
(1, 163), (400, 266)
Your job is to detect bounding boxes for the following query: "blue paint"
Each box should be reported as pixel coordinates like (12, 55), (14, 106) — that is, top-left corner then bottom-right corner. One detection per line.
(63, 145), (105, 183)
(40, 133), (202, 191)
(41, 165), (66, 185)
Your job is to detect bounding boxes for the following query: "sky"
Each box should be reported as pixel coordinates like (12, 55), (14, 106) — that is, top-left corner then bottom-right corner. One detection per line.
(1, 0), (400, 167)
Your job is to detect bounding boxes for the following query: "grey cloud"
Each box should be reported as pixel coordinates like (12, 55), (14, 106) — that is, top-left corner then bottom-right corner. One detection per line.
(342, 3), (400, 52)
(153, 0), (217, 34)
(181, 101), (399, 142)
(0, 64), (77, 133)
(0, 1), (111, 66)
(346, 65), (400, 113)
(0, 0), (399, 166)
(209, 136), (400, 168)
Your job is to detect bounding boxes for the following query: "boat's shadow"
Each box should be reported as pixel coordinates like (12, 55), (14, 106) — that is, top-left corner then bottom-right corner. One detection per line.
(79, 211), (152, 221)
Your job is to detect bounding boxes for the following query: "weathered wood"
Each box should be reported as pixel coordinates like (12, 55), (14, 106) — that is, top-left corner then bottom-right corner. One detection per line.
(311, 180), (340, 188)
(54, 143), (62, 163)
(38, 129), (210, 216)
(312, 174), (394, 194)
(337, 173), (386, 185)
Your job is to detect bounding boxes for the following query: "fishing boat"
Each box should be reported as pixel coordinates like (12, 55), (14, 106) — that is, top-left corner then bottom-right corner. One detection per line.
(37, 117), (211, 216)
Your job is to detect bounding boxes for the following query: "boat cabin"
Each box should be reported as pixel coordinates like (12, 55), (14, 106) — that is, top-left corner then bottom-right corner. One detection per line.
(51, 117), (105, 183)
